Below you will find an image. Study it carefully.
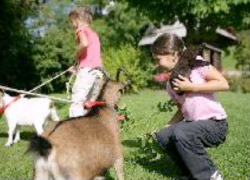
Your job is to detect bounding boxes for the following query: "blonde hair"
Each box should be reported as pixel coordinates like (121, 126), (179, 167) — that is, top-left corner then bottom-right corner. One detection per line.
(69, 6), (93, 24)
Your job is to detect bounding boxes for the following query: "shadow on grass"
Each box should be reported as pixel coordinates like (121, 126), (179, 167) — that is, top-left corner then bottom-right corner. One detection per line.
(136, 156), (181, 179)
(105, 171), (115, 180)
(122, 139), (141, 148)
(0, 131), (36, 141)
(122, 137), (182, 179)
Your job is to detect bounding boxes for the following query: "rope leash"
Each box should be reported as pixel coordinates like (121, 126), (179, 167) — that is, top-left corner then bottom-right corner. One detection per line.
(0, 68), (74, 116)
(29, 68), (70, 93)
(0, 96), (21, 115)
(66, 72), (76, 99)
(0, 85), (73, 103)
(0, 66), (108, 117)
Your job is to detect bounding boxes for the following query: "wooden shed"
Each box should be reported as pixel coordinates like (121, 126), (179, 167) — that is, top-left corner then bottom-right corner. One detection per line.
(202, 43), (223, 70)
(139, 22), (237, 71)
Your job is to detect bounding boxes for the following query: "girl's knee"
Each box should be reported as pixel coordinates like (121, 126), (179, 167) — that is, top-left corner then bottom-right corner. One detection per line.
(155, 127), (173, 148)
(172, 128), (189, 143)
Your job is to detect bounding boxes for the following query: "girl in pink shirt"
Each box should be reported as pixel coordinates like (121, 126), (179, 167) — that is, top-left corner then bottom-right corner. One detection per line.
(68, 6), (105, 117)
(151, 33), (229, 180)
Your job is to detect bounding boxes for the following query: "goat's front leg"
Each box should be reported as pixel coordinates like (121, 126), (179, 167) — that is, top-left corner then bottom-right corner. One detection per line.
(13, 127), (20, 144)
(5, 124), (16, 147)
(50, 106), (60, 122)
(93, 176), (106, 180)
(34, 123), (44, 135)
(114, 157), (124, 180)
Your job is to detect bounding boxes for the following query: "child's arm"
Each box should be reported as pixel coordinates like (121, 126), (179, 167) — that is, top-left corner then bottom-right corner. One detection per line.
(75, 32), (88, 60)
(166, 104), (184, 127)
(173, 65), (229, 93)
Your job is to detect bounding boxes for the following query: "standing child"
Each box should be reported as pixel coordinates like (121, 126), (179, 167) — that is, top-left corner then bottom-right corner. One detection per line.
(68, 6), (105, 117)
(151, 33), (229, 180)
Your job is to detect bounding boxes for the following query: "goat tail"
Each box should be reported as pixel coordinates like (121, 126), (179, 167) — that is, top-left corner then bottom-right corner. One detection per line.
(27, 134), (52, 158)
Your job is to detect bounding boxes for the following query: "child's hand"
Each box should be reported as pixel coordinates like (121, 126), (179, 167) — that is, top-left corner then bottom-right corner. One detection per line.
(67, 65), (76, 73)
(173, 75), (193, 92)
(75, 53), (82, 61)
(165, 124), (171, 128)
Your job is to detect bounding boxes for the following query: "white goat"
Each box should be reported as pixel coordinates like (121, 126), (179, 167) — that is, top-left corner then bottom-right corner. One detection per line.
(0, 92), (60, 147)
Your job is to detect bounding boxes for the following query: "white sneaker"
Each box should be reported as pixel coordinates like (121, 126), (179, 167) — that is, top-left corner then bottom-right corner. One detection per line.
(210, 171), (223, 180)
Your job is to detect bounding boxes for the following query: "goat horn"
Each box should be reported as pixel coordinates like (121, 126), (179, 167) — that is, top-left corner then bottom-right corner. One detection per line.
(116, 67), (128, 81)
(116, 67), (132, 86)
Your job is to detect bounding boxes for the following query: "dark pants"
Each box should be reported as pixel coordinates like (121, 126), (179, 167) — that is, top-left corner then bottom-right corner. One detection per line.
(155, 119), (227, 180)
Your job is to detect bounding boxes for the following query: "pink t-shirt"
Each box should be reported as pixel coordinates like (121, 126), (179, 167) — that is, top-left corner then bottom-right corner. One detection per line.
(75, 25), (102, 69)
(166, 65), (227, 121)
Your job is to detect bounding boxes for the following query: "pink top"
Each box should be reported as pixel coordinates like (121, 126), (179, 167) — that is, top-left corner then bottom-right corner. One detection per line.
(75, 25), (102, 69)
(166, 64), (227, 121)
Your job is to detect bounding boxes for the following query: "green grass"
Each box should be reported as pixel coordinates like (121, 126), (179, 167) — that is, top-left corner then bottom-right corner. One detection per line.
(0, 91), (249, 180)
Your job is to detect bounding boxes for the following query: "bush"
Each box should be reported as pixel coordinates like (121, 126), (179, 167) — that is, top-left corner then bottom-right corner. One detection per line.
(103, 44), (153, 92)
(227, 76), (250, 93)
(241, 78), (250, 93)
(32, 25), (75, 93)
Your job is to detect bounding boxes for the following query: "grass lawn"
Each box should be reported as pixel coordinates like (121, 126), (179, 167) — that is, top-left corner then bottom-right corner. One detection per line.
(0, 90), (249, 180)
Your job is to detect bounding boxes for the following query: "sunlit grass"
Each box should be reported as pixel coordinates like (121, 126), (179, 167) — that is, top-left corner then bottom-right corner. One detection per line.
(0, 91), (249, 179)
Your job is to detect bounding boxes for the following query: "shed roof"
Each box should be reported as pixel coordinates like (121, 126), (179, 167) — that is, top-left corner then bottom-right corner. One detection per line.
(138, 21), (187, 46)
(216, 27), (237, 41)
(203, 43), (223, 53)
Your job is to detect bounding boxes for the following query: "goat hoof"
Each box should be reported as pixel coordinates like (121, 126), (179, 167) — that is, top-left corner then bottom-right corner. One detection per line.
(4, 143), (12, 147)
(93, 176), (106, 180)
(13, 140), (19, 144)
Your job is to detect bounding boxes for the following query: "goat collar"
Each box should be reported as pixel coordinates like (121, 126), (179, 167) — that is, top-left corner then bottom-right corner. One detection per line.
(83, 101), (106, 109)
(0, 96), (21, 115)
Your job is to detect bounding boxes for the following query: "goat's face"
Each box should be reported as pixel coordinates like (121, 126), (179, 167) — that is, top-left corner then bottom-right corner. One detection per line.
(101, 81), (125, 107)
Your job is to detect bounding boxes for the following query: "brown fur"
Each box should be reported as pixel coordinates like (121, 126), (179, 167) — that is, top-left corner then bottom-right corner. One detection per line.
(30, 81), (125, 180)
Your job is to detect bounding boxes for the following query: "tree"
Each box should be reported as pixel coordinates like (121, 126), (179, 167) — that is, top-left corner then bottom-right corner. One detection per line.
(0, 0), (40, 90)
(30, 0), (76, 92)
(122, 0), (250, 44)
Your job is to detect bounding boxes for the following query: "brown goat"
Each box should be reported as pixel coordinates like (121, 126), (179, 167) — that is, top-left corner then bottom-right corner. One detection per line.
(28, 80), (125, 180)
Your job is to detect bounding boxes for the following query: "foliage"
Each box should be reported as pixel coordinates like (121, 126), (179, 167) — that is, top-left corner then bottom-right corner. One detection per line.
(0, 0), (39, 91)
(226, 76), (250, 93)
(103, 1), (149, 47)
(103, 44), (153, 92)
(1, 0), (250, 94)
(234, 31), (250, 74)
(130, 100), (175, 164)
(27, 0), (153, 93)
(123, 0), (250, 44)
(27, 0), (76, 93)
(157, 100), (176, 113)
(32, 26), (75, 93)
(132, 133), (165, 164)
(118, 104), (140, 133)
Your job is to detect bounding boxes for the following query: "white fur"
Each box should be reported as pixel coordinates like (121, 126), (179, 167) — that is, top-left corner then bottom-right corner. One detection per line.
(0, 93), (60, 147)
